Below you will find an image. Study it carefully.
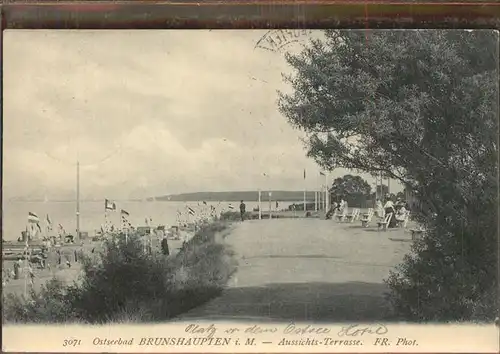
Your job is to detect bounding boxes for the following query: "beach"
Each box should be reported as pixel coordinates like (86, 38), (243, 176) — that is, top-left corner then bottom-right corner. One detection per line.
(2, 231), (195, 297)
(2, 200), (301, 241)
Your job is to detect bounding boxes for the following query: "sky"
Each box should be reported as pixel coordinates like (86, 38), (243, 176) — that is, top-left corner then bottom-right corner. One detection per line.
(3, 30), (401, 201)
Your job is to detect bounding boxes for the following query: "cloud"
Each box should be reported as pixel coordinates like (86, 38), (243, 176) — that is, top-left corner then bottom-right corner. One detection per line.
(3, 30), (401, 200)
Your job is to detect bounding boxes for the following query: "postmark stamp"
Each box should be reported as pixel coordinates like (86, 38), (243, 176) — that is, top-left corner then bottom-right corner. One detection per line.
(254, 29), (313, 53)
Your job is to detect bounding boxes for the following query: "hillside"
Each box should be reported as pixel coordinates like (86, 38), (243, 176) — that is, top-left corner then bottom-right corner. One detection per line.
(156, 191), (320, 202)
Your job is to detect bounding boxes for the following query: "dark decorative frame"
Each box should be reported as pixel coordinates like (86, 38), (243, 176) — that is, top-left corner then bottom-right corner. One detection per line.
(1, 1), (499, 354)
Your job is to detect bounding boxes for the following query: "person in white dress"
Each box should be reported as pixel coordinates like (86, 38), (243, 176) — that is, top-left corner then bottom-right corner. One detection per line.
(383, 197), (397, 228)
(395, 205), (407, 222)
(375, 199), (384, 218)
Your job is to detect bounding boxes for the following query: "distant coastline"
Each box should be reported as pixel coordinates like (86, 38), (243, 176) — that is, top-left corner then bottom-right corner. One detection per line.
(7, 191), (321, 203)
(156, 191), (319, 202)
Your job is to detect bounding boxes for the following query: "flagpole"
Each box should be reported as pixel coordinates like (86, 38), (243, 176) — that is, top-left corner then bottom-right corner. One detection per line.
(303, 169), (306, 213)
(24, 221), (32, 298)
(258, 189), (262, 220)
(325, 173), (329, 212)
(318, 186), (322, 211)
(104, 207), (108, 235)
(150, 217), (153, 253)
(76, 160), (80, 240)
(268, 192), (272, 220)
(24, 227), (28, 297)
(379, 171), (382, 199)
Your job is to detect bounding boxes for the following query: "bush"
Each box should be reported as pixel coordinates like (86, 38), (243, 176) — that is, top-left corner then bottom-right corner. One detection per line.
(3, 222), (237, 324)
(2, 278), (80, 323)
(386, 203), (498, 322)
(70, 233), (176, 323)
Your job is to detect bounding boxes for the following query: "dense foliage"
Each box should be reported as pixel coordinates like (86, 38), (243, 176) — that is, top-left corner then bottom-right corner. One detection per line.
(279, 30), (498, 321)
(329, 174), (372, 206)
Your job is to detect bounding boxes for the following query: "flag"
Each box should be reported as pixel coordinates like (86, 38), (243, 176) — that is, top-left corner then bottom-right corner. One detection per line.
(105, 199), (116, 211)
(46, 214), (53, 231)
(228, 204), (234, 210)
(187, 207), (195, 216)
(121, 209), (130, 217)
(304, 169), (306, 179)
(28, 212), (39, 223)
(320, 171), (325, 176)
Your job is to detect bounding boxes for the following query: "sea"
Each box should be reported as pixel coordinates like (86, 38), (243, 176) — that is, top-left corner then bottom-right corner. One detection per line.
(2, 200), (302, 241)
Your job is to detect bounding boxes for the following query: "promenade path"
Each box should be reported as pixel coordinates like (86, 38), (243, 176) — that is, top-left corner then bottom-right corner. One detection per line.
(180, 218), (412, 322)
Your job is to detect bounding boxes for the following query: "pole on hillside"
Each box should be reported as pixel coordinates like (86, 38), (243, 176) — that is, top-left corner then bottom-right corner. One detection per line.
(258, 190), (262, 220)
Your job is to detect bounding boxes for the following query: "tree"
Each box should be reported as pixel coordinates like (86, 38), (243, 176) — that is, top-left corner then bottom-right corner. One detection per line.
(279, 30), (498, 321)
(329, 174), (371, 207)
(330, 174), (371, 196)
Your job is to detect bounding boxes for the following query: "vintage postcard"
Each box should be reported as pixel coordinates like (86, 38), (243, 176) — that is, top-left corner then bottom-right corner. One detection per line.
(2, 29), (499, 353)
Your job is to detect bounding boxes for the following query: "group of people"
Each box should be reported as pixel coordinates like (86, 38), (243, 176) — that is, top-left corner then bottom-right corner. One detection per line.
(326, 197), (348, 219)
(325, 195), (410, 228)
(375, 196), (410, 228)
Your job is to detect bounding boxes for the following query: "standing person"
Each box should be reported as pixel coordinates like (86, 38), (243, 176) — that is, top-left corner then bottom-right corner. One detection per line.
(56, 248), (62, 265)
(161, 236), (170, 256)
(339, 197), (346, 212)
(239, 200), (246, 221)
(275, 200), (279, 210)
(326, 201), (337, 219)
(13, 259), (21, 280)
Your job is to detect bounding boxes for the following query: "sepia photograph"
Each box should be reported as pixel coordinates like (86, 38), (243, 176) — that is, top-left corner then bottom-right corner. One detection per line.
(1, 28), (498, 351)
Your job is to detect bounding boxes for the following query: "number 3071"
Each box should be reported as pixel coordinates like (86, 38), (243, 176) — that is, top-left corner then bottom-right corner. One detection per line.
(63, 339), (82, 347)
